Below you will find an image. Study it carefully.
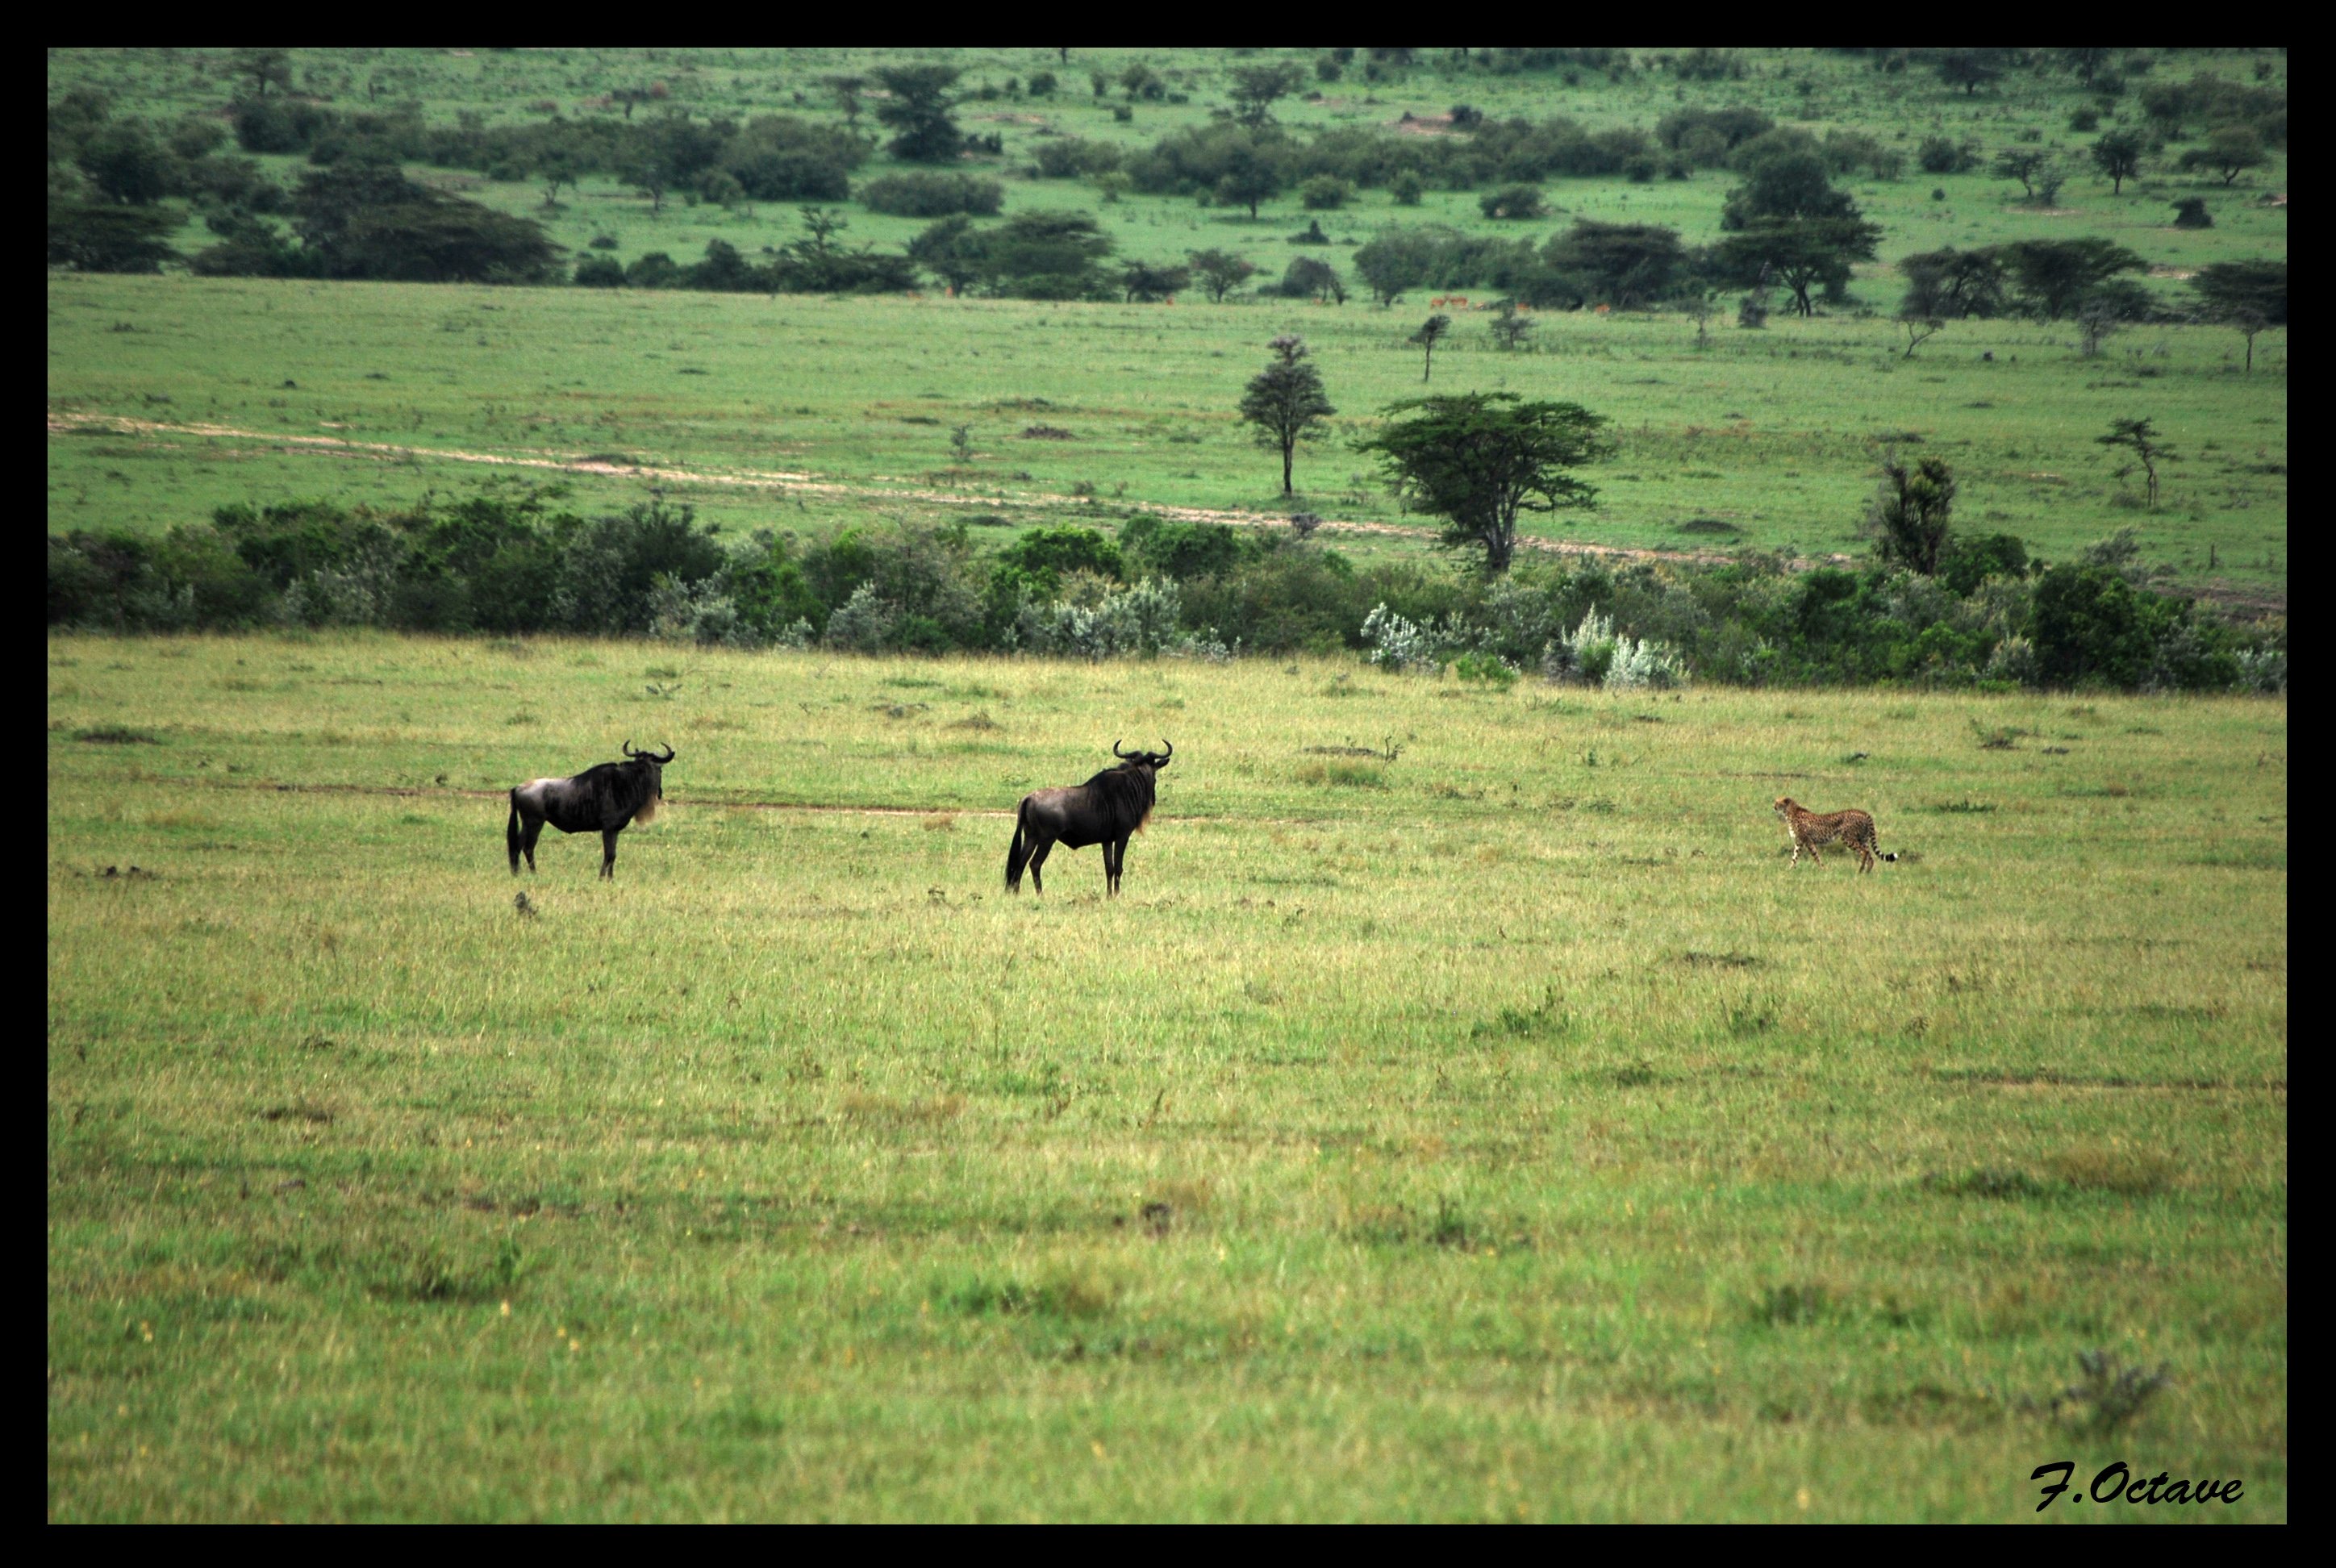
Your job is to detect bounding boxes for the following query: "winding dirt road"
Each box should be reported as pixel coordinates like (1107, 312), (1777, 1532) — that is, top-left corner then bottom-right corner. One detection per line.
(50, 411), (1847, 572)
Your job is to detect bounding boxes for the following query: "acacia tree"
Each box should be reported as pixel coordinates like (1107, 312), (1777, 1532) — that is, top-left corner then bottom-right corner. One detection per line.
(1358, 393), (1613, 574)
(2091, 130), (2145, 194)
(1227, 62), (1304, 129)
(907, 215), (984, 292)
(1717, 217), (1878, 316)
(1238, 334), (1336, 496)
(233, 48), (294, 100)
(1900, 315), (1944, 358)
(1408, 312), (1451, 382)
(1487, 301), (1534, 351)
(2180, 127), (2267, 187)
(1211, 132), (1288, 218)
(1186, 247), (1257, 302)
(824, 74), (867, 129)
(1871, 452), (1957, 573)
(2192, 260), (2286, 370)
(1120, 260), (1190, 301)
(873, 65), (962, 162)
(1993, 148), (2059, 202)
(1937, 49), (2007, 95)
(2098, 416), (2171, 509)
(1717, 143), (1880, 315)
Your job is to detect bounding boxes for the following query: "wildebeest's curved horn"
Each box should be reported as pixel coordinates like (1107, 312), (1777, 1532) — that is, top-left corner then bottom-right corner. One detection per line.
(1158, 739), (1173, 759)
(652, 744), (675, 763)
(622, 740), (638, 757)
(1112, 739), (1135, 758)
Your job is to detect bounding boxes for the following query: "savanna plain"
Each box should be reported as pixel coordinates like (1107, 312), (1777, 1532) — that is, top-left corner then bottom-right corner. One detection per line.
(48, 636), (2285, 1520)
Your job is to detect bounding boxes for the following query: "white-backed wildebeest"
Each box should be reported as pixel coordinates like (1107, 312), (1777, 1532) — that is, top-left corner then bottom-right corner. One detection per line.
(507, 741), (673, 880)
(1006, 740), (1172, 898)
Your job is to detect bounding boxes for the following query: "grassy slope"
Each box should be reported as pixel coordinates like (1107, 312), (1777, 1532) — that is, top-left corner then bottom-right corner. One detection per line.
(50, 270), (2289, 594)
(48, 634), (2286, 1520)
(47, 48), (2288, 597)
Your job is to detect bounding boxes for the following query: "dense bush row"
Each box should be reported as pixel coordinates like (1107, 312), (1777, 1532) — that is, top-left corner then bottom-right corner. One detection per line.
(47, 488), (2283, 694)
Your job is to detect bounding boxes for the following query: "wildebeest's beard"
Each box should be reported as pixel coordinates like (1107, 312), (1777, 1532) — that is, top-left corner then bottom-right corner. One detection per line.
(632, 765), (663, 825)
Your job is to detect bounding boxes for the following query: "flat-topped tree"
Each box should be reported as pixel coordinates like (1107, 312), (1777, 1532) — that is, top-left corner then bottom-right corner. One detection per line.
(1359, 393), (1613, 575)
(2192, 261), (2286, 371)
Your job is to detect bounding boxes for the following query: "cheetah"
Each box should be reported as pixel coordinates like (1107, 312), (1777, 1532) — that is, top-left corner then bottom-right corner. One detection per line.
(1774, 797), (1899, 873)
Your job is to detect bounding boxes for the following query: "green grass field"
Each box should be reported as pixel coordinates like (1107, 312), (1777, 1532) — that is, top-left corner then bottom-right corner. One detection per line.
(48, 271), (2288, 601)
(47, 633), (2287, 1520)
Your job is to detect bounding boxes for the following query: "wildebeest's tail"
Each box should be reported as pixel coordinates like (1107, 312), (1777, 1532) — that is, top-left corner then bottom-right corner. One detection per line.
(1006, 800), (1031, 891)
(507, 790), (523, 874)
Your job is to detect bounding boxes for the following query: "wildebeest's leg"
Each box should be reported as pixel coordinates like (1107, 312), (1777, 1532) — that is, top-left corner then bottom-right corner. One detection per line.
(1109, 836), (1130, 896)
(1027, 838), (1053, 896)
(521, 814), (544, 873)
(601, 828), (620, 880)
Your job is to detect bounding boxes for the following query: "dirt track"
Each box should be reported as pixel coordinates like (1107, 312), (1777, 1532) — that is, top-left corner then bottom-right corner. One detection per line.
(48, 411), (1841, 572)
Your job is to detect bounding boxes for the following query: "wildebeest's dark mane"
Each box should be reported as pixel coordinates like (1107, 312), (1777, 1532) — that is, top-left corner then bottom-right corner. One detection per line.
(580, 757), (658, 816)
(1078, 761), (1158, 834)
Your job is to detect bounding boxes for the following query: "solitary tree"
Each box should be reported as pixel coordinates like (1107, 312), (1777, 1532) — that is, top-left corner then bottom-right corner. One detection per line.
(873, 65), (963, 163)
(2222, 307), (2270, 372)
(1871, 452), (1957, 573)
(2097, 416), (2171, 508)
(2091, 129), (2145, 194)
(1900, 315), (1945, 358)
(1358, 393), (1613, 574)
(1187, 247), (1257, 302)
(2192, 260), (2286, 369)
(1408, 312), (1452, 382)
(1239, 334), (1337, 496)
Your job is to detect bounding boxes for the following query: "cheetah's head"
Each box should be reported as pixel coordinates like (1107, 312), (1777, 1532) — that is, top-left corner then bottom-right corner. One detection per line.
(1774, 796), (1800, 818)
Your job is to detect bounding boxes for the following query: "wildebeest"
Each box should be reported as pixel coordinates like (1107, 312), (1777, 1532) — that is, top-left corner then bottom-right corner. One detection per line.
(507, 741), (674, 880)
(1006, 740), (1172, 897)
